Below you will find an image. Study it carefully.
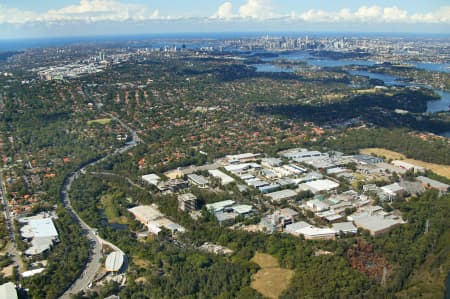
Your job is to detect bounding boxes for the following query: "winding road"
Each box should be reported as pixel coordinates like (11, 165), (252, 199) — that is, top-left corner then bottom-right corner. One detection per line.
(59, 113), (140, 298)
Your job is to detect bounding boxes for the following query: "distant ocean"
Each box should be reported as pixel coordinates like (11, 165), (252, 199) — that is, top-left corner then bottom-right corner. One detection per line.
(1, 32), (449, 52)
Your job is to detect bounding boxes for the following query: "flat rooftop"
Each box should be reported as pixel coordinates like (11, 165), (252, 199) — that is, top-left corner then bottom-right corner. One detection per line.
(302, 179), (339, 193)
(206, 200), (236, 213)
(208, 169), (235, 185)
(354, 215), (404, 235)
(266, 189), (297, 201)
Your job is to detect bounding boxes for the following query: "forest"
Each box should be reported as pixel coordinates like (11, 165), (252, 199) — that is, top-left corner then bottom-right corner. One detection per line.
(255, 89), (450, 134)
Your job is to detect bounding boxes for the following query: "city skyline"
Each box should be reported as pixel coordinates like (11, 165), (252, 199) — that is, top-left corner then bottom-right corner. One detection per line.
(0, 0), (449, 38)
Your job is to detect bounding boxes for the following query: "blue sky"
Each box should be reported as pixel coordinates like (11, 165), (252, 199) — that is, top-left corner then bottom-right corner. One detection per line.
(0, 0), (449, 38)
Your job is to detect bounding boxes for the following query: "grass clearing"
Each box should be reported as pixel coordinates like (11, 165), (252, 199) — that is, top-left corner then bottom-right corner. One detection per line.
(87, 118), (111, 125)
(360, 148), (450, 179)
(250, 252), (294, 299)
(133, 257), (151, 268)
(101, 194), (128, 224)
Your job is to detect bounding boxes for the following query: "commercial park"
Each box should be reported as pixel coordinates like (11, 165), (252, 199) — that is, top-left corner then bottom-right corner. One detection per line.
(138, 147), (448, 240)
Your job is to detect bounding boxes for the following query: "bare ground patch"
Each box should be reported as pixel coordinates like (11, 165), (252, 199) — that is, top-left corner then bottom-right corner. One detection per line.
(251, 252), (294, 299)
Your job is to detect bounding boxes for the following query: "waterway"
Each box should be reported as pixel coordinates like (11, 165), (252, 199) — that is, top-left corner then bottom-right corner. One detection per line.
(252, 51), (450, 113)
(259, 51), (450, 73)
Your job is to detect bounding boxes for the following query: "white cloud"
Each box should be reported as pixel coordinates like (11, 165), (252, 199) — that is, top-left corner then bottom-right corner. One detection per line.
(42, 0), (161, 22)
(239, 0), (275, 19)
(0, 1), (449, 26)
(411, 6), (450, 23)
(290, 5), (450, 24)
(0, 0), (164, 24)
(0, 5), (39, 24)
(382, 7), (408, 23)
(354, 5), (382, 21)
(212, 2), (234, 20)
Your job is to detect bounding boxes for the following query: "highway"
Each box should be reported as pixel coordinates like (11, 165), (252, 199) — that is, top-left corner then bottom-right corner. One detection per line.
(59, 114), (139, 298)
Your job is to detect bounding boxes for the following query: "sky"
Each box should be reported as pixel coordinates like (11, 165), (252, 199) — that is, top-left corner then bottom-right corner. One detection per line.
(0, 0), (449, 39)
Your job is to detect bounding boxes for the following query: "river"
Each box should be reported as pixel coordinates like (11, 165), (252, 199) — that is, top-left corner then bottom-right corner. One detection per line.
(251, 51), (450, 113)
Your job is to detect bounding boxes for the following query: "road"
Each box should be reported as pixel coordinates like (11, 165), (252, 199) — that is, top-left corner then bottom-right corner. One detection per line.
(59, 114), (139, 298)
(0, 169), (24, 274)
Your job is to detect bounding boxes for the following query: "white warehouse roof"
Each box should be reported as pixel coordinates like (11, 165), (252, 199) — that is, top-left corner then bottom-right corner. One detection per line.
(0, 282), (17, 299)
(21, 218), (58, 239)
(142, 174), (161, 186)
(354, 215), (404, 236)
(208, 169), (235, 185)
(302, 179), (339, 193)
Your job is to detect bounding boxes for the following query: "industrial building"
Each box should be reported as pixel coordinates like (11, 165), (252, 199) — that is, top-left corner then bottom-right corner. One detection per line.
(281, 149), (328, 161)
(156, 179), (188, 193)
(0, 282), (17, 299)
(187, 174), (209, 188)
(381, 183), (405, 199)
(332, 222), (358, 235)
(208, 169), (235, 185)
(215, 211), (239, 225)
(226, 153), (261, 163)
(392, 160), (425, 173)
(211, 204), (253, 225)
(297, 226), (336, 240)
(261, 157), (283, 168)
(353, 155), (384, 165)
(206, 200), (254, 225)
(305, 198), (330, 212)
(206, 200), (236, 213)
(105, 251), (125, 273)
(417, 176), (449, 194)
(353, 215), (404, 236)
(284, 221), (310, 236)
(298, 179), (339, 194)
(20, 216), (59, 256)
(266, 189), (297, 202)
(141, 174), (161, 186)
(128, 205), (186, 234)
(259, 184), (280, 194)
(178, 193), (199, 212)
(285, 221), (335, 240)
(268, 208), (299, 227)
